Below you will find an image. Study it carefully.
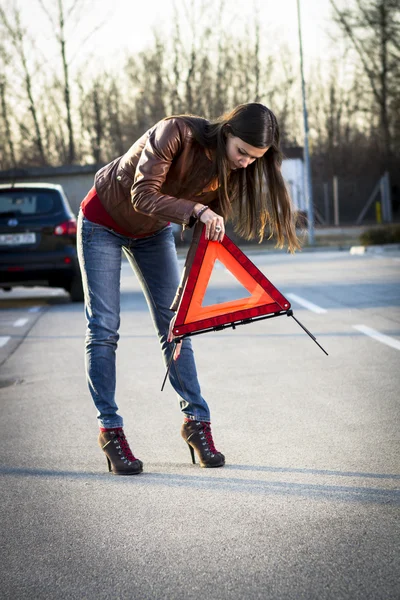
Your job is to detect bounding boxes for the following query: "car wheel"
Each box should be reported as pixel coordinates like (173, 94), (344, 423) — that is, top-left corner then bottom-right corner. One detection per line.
(67, 276), (84, 302)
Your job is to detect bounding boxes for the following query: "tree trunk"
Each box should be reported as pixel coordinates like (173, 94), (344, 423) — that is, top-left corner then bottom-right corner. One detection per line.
(58, 0), (75, 164)
(378, 1), (391, 163)
(0, 78), (16, 168)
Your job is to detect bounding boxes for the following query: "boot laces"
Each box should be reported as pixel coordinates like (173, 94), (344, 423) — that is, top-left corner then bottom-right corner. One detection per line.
(115, 431), (137, 462)
(201, 422), (218, 454)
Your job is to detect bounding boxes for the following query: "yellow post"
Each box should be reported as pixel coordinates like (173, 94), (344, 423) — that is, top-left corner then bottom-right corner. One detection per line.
(376, 201), (382, 224)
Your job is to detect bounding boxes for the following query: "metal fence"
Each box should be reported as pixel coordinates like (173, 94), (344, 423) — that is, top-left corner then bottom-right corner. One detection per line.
(312, 173), (400, 226)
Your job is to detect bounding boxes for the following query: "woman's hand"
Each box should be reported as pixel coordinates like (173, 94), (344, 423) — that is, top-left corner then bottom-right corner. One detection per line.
(167, 314), (182, 360)
(193, 204), (225, 242)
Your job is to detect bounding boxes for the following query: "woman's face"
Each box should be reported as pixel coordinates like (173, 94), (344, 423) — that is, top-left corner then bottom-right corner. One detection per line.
(226, 134), (269, 171)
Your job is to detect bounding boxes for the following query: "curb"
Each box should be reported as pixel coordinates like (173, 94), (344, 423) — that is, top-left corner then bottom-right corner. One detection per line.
(349, 243), (400, 255)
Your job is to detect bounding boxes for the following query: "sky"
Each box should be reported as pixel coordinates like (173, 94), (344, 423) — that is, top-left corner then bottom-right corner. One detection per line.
(93, 0), (336, 63)
(3, 0), (344, 75)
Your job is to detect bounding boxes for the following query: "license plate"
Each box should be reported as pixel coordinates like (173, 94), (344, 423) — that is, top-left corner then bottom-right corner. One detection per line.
(0, 232), (36, 245)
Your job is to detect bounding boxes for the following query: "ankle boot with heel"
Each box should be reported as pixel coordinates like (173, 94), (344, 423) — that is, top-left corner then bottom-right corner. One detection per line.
(98, 428), (143, 475)
(181, 420), (225, 468)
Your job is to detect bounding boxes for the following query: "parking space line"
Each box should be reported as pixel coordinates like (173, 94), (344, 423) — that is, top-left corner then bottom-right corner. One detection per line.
(353, 325), (400, 351)
(0, 336), (10, 348)
(286, 293), (327, 314)
(13, 318), (29, 327)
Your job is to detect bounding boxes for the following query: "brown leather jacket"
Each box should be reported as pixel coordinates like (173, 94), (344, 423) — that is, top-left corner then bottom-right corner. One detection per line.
(94, 117), (219, 237)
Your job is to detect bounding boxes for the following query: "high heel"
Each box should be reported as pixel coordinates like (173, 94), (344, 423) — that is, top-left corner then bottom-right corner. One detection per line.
(187, 443), (196, 464)
(98, 428), (143, 475)
(181, 420), (225, 468)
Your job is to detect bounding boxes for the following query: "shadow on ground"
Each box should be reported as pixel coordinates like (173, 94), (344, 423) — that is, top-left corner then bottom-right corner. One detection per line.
(1, 465), (399, 506)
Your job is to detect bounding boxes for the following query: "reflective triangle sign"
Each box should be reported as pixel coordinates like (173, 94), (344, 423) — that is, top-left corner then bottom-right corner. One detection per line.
(172, 228), (291, 337)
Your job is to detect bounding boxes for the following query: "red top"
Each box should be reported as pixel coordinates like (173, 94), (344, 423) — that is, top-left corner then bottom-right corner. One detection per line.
(81, 187), (161, 238)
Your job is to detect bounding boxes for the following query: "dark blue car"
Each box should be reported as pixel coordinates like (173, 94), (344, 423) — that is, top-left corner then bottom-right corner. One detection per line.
(0, 183), (83, 301)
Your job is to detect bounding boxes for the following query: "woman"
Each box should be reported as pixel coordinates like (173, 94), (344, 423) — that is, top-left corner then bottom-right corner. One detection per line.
(77, 102), (300, 476)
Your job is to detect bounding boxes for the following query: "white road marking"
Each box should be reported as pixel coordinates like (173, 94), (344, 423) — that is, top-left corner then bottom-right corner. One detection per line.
(286, 293), (327, 314)
(13, 318), (29, 327)
(0, 336), (10, 348)
(353, 325), (400, 351)
(28, 306), (41, 313)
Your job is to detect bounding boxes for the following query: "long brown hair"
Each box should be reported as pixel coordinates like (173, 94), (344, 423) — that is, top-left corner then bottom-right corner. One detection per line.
(176, 103), (301, 252)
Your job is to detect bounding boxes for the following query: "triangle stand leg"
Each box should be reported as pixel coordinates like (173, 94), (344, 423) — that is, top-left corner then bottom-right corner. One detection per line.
(287, 309), (329, 356)
(161, 342), (179, 391)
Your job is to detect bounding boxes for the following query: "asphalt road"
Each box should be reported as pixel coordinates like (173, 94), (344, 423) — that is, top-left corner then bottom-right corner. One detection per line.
(1, 248), (399, 600)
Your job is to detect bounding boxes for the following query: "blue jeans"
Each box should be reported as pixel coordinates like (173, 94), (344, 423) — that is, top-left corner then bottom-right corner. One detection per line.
(77, 211), (210, 428)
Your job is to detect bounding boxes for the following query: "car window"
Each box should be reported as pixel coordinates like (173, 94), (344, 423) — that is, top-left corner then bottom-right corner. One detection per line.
(0, 190), (63, 216)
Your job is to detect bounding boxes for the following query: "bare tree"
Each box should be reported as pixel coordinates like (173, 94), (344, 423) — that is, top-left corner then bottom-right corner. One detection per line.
(184, 0), (197, 111)
(330, 0), (400, 167)
(214, 0), (227, 116)
(37, 0), (108, 164)
(269, 48), (296, 146)
(307, 58), (366, 179)
(253, 4), (261, 102)
(37, 0), (76, 163)
(0, 43), (16, 168)
(170, 2), (183, 114)
(91, 84), (103, 164)
(0, 0), (305, 169)
(106, 78), (126, 157)
(0, 4), (46, 164)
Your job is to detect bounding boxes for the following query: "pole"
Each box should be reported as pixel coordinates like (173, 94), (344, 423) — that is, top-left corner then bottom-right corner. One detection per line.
(297, 0), (314, 245)
(380, 176), (387, 221)
(323, 182), (330, 224)
(384, 171), (392, 222)
(333, 175), (339, 226)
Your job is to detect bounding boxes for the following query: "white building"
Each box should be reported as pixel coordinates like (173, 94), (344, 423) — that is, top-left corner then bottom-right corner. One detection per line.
(281, 147), (306, 213)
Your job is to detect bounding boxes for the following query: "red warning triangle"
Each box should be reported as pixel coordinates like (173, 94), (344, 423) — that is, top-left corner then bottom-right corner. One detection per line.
(172, 228), (291, 337)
